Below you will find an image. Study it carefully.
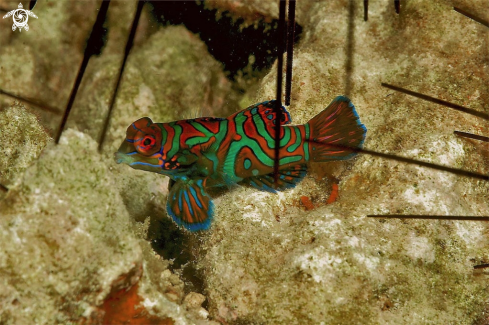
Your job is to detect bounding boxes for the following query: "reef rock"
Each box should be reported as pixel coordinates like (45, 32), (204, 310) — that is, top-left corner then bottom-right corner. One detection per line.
(0, 128), (212, 324)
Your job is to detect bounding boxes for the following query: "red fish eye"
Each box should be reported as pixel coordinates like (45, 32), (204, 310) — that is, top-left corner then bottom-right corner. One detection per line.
(143, 137), (153, 146)
(139, 135), (156, 151)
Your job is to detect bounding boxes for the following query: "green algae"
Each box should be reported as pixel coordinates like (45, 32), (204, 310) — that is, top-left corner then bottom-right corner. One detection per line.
(0, 103), (51, 190)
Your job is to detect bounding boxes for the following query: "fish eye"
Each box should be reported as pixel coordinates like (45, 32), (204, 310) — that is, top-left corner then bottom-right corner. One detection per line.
(143, 137), (152, 146)
(141, 135), (155, 147)
(137, 135), (156, 154)
(129, 122), (162, 156)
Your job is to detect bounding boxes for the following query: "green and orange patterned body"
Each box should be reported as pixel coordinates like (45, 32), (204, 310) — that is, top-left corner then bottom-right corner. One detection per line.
(115, 96), (366, 231)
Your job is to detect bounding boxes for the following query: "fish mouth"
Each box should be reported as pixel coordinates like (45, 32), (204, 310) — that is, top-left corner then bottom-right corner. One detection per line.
(114, 151), (130, 164)
(115, 141), (136, 165)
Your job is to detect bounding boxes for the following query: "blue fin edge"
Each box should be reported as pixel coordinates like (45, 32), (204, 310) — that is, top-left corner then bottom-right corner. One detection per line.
(331, 95), (368, 158)
(166, 199), (214, 231)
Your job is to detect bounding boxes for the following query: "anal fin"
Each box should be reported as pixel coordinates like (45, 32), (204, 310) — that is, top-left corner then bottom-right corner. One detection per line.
(240, 164), (307, 193)
(166, 178), (214, 231)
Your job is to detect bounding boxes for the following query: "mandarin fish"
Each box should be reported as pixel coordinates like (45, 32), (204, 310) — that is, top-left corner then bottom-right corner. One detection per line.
(115, 96), (367, 231)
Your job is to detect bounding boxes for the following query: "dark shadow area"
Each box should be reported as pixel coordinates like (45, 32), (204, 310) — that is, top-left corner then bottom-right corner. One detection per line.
(147, 214), (192, 270)
(181, 262), (209, 309)
(141, 182), (243, 298)
(148, 0), (302, 81)
(146, 206), (207, 297)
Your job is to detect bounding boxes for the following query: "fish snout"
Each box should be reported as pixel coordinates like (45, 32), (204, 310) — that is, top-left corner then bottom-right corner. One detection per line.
(115, 141), (137, 164)
(114, 151), (126, 164)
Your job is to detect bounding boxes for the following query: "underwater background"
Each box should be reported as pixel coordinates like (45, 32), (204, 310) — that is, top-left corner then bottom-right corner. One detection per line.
(0, 0), (488, 324)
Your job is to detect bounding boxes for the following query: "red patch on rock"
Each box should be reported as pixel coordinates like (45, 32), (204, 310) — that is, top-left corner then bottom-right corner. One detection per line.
(102, 282), (174, 325)
(327, 183), (339, 204)
(300, 196), (315, 210)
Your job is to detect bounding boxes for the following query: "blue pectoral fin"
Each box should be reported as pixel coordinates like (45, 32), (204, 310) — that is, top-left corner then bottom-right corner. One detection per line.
(166, 179), (214, 231)
(240, 164), (308, 193)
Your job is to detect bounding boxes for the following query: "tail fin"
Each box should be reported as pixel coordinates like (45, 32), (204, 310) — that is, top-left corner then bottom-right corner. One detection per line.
(307, 96), (367, 162)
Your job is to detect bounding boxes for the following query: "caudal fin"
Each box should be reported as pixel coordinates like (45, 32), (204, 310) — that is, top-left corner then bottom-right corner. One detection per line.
(307, 96), (367, 162)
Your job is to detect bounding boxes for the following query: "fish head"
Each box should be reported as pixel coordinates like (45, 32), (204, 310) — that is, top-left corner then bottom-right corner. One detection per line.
(115, 117), (165, 174)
